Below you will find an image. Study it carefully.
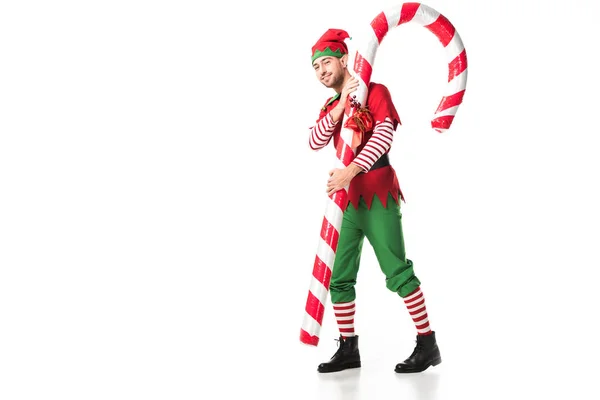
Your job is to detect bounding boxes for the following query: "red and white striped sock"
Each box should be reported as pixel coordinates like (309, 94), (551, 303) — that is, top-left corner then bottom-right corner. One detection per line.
(403, 287), (432, 336)
(333, 301), (356, 338)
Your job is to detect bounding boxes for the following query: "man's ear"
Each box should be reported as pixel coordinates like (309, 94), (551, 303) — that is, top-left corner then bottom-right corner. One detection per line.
(340, 54), (348, 68)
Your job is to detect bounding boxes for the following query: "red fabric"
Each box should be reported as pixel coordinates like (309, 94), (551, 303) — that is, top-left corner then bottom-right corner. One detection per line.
(311, 28), (350, 56)
(347, 166), (403, 210)
(316, 82), (404, 210)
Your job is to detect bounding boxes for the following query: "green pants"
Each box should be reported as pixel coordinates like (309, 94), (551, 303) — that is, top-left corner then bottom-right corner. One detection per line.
(329, 193), (421, 303)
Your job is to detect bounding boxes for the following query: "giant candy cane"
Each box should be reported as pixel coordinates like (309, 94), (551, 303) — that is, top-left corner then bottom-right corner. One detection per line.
(300, 2), (468, 346)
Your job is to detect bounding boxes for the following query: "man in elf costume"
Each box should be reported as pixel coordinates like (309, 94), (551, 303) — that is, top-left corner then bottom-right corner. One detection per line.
(309, 28), (442, 373)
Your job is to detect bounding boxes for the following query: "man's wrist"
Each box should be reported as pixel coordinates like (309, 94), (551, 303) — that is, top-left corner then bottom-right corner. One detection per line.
(331, 106), (344, 123)
(348, 163), (364, 176)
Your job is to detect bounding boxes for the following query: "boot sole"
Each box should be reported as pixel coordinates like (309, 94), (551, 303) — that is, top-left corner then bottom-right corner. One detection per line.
(394, 357), (441, 373)
(318, 361), (362, 373)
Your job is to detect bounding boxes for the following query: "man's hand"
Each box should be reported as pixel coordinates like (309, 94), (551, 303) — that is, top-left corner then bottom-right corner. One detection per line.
(326, 163), (363, 196)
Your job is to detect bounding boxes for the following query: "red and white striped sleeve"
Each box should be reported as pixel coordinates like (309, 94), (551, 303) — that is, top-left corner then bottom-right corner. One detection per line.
(351, 117), (395, 172)
(308, 113), (338, 150)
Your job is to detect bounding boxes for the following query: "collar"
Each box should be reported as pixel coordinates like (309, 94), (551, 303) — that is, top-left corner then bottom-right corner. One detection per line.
(321, 92), (341, 111)
(327, 92), (341, 106)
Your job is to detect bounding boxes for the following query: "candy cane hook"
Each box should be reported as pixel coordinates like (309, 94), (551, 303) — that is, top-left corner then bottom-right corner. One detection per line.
(354, 2), (468, 133)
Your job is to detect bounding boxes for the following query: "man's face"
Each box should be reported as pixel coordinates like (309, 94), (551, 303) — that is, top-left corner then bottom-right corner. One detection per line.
(312, 56), (345, 88)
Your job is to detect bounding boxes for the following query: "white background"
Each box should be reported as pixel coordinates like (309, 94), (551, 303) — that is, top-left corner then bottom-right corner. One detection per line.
(1, 0), (599, 399)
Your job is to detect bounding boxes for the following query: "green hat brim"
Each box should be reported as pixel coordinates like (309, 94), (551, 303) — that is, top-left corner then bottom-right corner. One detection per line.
(311, 47), (345, 64)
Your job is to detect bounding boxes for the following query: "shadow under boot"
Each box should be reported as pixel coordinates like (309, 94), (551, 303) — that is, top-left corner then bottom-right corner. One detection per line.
(317, 335), (361, 373)
(395, 331), (442, 373)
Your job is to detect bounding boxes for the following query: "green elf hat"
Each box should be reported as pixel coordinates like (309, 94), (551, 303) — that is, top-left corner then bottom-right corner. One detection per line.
(311, 28), (350, 64)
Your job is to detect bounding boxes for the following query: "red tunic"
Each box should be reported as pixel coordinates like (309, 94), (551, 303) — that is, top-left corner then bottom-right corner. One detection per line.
(316, 82), (404, 210)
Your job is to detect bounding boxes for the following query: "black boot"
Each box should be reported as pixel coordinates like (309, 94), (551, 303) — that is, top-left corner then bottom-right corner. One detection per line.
(395, 331), (441, 373)
(317, 335), (361, 373)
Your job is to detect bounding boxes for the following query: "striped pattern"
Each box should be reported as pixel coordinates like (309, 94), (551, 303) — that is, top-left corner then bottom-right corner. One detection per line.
(301, 2), (466, 346)
(333, 301), (356, 338)
(309, 114), (336, 150)
(352, 117), (394, 171)
(352, 2), (468, 133)
(403, 287), (432, 335)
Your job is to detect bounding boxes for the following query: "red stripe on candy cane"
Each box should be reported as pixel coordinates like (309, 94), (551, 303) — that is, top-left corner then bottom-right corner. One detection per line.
(436, 90), (465, 113)
(425, 14), (456, 47)
(449, 50), (468, 81)
(399, 2), (420, 24)
(320, 218), (340, 256)
(353, 53), (373, 91)
(371, 12), (389, 43)
(305, 290), (326, 325)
